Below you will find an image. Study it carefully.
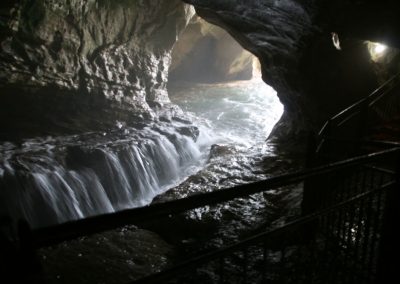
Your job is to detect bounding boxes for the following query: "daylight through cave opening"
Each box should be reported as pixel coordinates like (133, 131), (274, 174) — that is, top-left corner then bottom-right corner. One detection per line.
(0, 4), (284, 230)
(167, 16), (283, 150)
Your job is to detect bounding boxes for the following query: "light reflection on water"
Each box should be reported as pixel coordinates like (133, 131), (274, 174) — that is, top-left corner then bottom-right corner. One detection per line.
(39, 81), (288, 284)
(163, 80), (287, 227)
(169, 79), (283, 149)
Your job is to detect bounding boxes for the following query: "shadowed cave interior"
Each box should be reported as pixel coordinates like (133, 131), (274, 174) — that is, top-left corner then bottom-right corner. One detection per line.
(1, 0), (400, 283)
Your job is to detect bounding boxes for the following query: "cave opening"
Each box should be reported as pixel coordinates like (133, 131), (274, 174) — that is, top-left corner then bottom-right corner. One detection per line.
(144, 15), (287, 208)
(167, 16), (283, 162)
(1, 0), (400, 283)
(0, 5), (286, 232)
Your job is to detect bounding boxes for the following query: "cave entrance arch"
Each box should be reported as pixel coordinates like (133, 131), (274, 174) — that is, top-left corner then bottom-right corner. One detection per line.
(167, 16), (284, 151)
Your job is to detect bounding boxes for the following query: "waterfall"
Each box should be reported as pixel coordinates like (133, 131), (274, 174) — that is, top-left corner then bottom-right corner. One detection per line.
(0, 71), (283, 229)
(0, 121), (208, 228)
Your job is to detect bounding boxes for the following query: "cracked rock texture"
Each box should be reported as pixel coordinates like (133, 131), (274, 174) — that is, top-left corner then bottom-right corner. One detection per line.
(0, 0), (194, 139)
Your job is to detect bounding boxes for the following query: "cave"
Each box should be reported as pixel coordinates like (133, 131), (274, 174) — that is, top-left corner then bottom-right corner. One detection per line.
(1, 1), (400, 284)
(167, 16), (283, 157)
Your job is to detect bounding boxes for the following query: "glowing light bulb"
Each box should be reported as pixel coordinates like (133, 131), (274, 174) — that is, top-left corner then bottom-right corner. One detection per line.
(367, 41), (389, 61)
(374, 43), (387, 54)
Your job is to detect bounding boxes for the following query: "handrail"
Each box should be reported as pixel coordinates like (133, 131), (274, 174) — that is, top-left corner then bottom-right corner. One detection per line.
(316, 73), (400, 153)
(131, 180), (396, 284)
(331, 72), (400, 124)
(318, 73), (400, 136)
(31, 147), (400, 248)
(317, 136), (400, 146)
(363, 139), (400, 147)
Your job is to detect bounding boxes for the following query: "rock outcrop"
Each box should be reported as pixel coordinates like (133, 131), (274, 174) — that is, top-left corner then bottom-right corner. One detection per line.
(182, 0), (400, 143)
(169, 18), (254, 83)
(0, 0), (194, 140)
(181, 0), (317, 142)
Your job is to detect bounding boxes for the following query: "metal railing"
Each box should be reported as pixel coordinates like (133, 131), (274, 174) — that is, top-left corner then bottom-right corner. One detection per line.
(3, 148), (398, 284)
(129, 148), (399, 284)
(26, 150), (397, 247)
(316, 72), (400, 158)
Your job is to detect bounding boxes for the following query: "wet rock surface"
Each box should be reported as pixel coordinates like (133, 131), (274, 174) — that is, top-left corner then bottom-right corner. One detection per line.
(150, 143), (305, 249)
(183, 0), (400, 144)
(39, 226), (174, 284)
(183, 0), (317, 142)
(0, 0), (194, 139)
(37, 147), (304, 284)
(169, 17), (254, 83)
(2, 1), (400, 283)
(0, 120), (204, 228)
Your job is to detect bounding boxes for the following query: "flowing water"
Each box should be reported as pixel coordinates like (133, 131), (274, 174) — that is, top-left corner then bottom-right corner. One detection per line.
(169, 79), (282, 149)
(0, 78), (283, 229)
(154, 79), (288, 248)
(165, 79), (284, 196)
(0, 121), (206, 228)
(0, 79), (293, 284)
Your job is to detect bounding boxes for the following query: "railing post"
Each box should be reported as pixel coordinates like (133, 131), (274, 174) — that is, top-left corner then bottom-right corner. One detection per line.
(0, 216), (17, 283)
(317, 121), (332, 162)
(302, 132), (317, 215)
(0, 218), (44, 284)
(376, 153), (400, 283)
(301, 132), (320, 241)
(305, 131), (317, 168)
(17, 219), (44, 284)
(355, 99), (369, 154)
